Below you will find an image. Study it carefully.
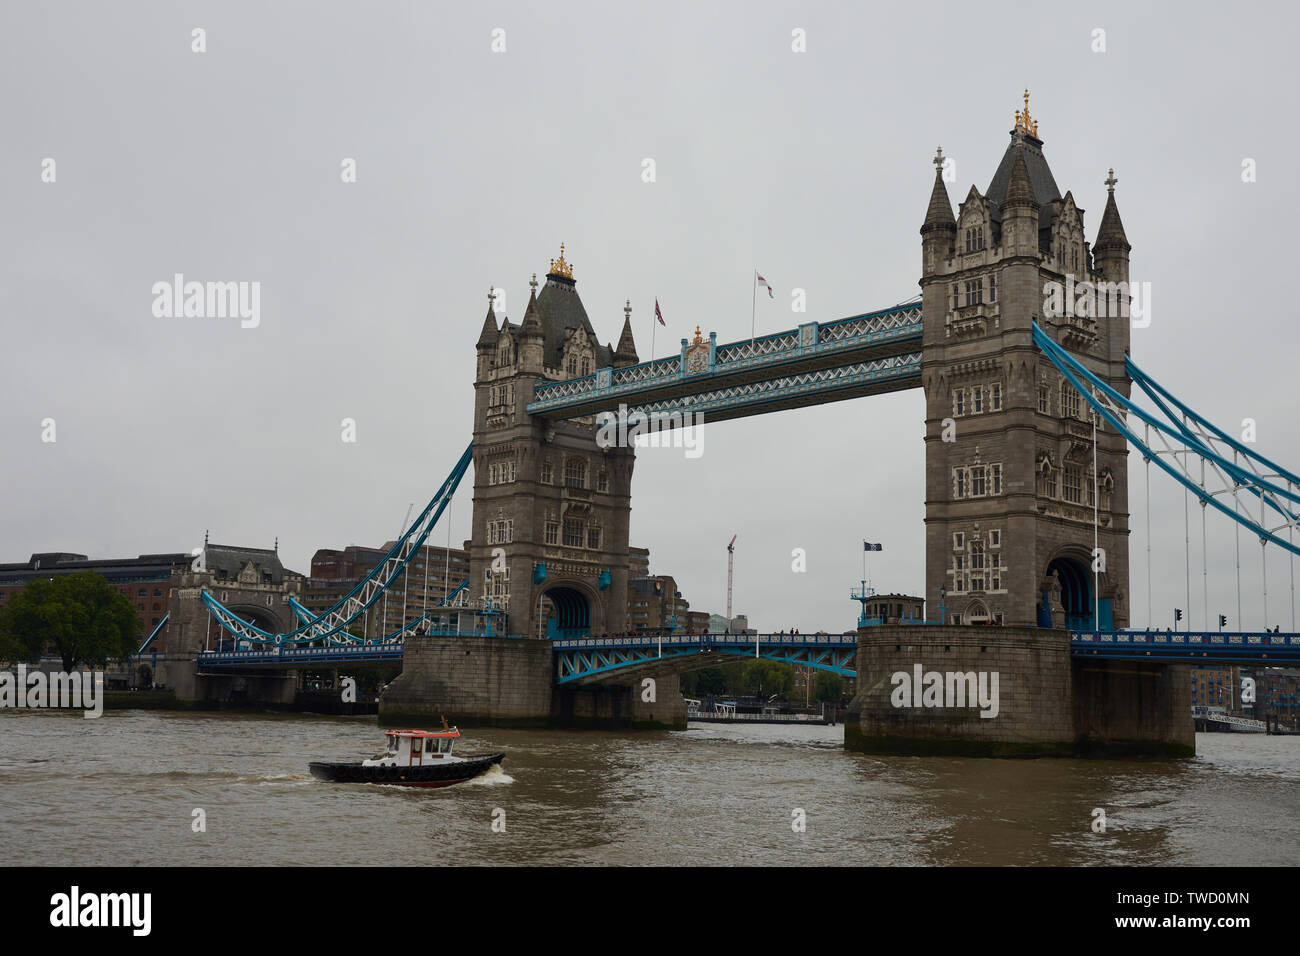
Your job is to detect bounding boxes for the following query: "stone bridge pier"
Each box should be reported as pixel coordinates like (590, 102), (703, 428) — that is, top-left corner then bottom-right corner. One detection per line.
(380, 634), (687, 730)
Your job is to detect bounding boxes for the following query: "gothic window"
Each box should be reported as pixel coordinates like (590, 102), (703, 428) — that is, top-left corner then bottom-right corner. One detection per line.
(567, 357), (577, 375)
(563, 519), (584, 548)
(965, 228), (972, 253)
(541, 461), (553, 484)
(580, 358), (590, 376)
(973, 387), (984, 414)
(489, 463), (499, 485)
(991, 383), (1002, 411)
(971, 466), (986, 497)
(989, 272), (996, 302)
(1039, 462), (1057, 499)
(597, 471), (608, 493)
(954, 388), (966, 417)
(955, 468), (967, 499)
(951, 283), (959, 310)
(587, 527), (601, 550)
(1060, 384), (1080, 420)
(1038, 386), (1050, 414)
(544, 523), (559, 546)
(991, 463), (1002, 495)
(977, 226), (984, 249)
(970, 540), (985, 571)
(564, 458), (587, 488)
(499, 343), (511, 366)
(990, 529), (1001, 548)
(953, 532), (965, 550)
(1064, 466), (1082, 504)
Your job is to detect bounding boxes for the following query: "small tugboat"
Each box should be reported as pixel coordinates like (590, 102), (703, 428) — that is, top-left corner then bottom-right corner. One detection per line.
(309, 720), (504, 788)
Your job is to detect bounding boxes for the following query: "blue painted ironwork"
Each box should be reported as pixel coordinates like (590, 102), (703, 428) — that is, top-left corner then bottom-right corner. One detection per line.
(137, 612), (169, 655)
(552, 632), (858, 683)
(527, 303), (922, 420)
(201, 442), (474, 645)
(1070, 630), (1300, 664)
(197, 642), (407, 667)
(1033, 323), (1300, 557)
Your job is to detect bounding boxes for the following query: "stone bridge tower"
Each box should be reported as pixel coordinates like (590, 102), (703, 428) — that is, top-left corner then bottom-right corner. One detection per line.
(470, 246), (639, 639)
(920, 94), (1132, 629)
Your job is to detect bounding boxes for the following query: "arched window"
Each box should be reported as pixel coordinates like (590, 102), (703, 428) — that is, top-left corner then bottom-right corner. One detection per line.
(580, 358), (590, 376)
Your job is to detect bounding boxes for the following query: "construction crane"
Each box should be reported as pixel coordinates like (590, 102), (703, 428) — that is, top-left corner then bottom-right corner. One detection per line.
(726, 534), (737, 620)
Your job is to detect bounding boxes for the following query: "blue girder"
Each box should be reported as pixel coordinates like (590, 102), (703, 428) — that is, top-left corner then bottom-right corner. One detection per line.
(1070, 630), (1300, 664)
(201, 442), (473, 645)
(552, 632), (859, 683)
(1032, 323), (1300, 557)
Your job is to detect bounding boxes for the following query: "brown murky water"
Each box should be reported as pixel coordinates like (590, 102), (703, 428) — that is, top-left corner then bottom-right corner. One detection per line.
(2, 711), (1297, 865)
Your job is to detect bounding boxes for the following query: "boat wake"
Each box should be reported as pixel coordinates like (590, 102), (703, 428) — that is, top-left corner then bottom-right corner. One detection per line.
(464, 764), (514, 786)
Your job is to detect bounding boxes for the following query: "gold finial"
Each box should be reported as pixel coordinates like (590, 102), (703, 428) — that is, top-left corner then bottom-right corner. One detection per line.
(1014, 89), (1038, 137)
(692, 325), (704, 345)
(1104, 168), (1117, 193)
(548, 242), (574, 279)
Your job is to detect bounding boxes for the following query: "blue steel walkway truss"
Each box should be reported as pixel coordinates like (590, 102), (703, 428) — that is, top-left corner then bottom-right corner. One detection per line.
(553, 632), (858, 684)
(528, 303), (922, 424)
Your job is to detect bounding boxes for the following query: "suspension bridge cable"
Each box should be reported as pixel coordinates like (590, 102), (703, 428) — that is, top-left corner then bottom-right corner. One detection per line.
(1201, 455), (1208, 631)
(1183, 432), (1191, 632)
(1145, 422), (1153, 630)
(1235, 451), (1243, 630)
(1093, 409), (1100, 629)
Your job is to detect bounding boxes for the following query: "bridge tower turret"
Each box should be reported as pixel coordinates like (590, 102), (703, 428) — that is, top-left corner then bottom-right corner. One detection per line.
(469, 248), (636, 641)
(920, 93), (1131, 629)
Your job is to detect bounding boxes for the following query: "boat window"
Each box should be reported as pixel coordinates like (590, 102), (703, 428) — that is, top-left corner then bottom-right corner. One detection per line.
(440, 738), (453, 754)
(386, 735), (397, 752)
(410, 737), (420, 756)
(426, 738), (436, 753)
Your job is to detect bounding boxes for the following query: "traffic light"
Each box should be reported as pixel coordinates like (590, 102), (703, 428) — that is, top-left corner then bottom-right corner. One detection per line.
(1218, 614), (1227, 631)
(1175, 608), (1183, 622)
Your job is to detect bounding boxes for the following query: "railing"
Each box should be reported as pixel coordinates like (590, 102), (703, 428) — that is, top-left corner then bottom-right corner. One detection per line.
(1070, 630), (1300, 660)
(528, 304), (922, 412)
(551, 632), (857, 650)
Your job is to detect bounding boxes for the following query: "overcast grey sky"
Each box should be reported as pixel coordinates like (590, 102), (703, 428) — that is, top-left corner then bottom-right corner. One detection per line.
(2, 1), (1297, 633)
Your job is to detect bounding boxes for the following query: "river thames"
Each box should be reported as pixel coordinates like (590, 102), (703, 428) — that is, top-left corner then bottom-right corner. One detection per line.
(3, 711), (1297, 866)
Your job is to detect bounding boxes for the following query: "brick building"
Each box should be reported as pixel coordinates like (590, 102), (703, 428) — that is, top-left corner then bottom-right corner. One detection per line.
(0, 551), (191, 653)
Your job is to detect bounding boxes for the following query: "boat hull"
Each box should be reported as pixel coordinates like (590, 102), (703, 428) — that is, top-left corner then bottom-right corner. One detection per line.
(308, 752), (505, 788)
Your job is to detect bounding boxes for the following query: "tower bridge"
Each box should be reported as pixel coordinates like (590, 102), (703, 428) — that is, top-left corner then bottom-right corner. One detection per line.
(192, 94), (1300, 752)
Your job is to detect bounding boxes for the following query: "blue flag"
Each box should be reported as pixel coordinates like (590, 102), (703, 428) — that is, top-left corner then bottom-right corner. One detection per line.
(863, 542), (882, 551)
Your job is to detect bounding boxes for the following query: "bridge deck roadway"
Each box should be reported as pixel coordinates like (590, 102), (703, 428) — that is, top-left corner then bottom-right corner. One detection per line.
(527, 306), (922, 422)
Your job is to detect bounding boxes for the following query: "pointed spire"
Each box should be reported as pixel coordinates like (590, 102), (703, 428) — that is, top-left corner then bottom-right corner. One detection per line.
(520, 274), (543, 338)
(1003, 146), (1038, 210)
(1095, 168), (1130, 252)
(614, 299), (638, 365)
(921, 146), (956, 234)
(476, 288), (499, 348)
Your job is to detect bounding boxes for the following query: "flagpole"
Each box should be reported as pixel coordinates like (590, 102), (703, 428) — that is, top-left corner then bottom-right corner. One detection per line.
(751, 270), (757, 344)
(651, 299), (656, 361)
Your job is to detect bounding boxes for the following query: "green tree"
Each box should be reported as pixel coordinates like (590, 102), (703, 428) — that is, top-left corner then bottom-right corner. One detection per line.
(814, 671), (845, 703)
(742, 659), (794, 698)
(0, 572), (141, 671)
